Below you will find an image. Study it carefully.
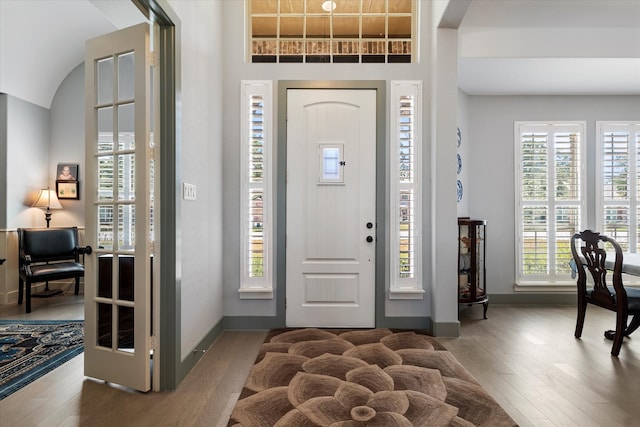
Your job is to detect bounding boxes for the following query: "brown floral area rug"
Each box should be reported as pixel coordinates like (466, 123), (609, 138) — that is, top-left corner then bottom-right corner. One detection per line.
(228, 328), (517, 426)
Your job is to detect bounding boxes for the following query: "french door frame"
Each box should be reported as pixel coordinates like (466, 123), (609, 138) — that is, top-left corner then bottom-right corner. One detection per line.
(132, 0), (178, 391)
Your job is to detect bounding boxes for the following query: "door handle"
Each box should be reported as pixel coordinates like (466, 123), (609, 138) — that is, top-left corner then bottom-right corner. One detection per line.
(366, 236), (374, 243)
(366, 222), (373, 229)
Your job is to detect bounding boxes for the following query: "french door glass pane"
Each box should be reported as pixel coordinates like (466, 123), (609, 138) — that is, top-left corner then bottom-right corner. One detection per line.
(117, 154), (136, 201)
(97, 302), (112, 348)
(97, 156), (114, 200)
(118, 103), (135, 150)
(118, 306), (135, 349)
(98, 107), (114, 151)
(97, 58), (113, 105)
(118, 52), (135, 101)
(118, 256), (135, 302)
(118, 204), (136, 251)
(97, 205), (114, 250)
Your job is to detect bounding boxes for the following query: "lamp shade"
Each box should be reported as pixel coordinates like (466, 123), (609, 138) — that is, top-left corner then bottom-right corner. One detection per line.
(32, 188), (63, 210)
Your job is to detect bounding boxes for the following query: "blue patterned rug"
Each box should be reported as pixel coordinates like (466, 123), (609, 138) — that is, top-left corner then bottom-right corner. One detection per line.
(0, 320), (84, 400)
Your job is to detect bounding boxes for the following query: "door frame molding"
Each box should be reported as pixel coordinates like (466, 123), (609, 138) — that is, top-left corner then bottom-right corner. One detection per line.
(277, 81), (386, 327)
(133, 0), (178, 391)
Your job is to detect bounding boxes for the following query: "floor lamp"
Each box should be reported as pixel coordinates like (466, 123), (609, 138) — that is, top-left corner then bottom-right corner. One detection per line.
(32, 188), (64, 297)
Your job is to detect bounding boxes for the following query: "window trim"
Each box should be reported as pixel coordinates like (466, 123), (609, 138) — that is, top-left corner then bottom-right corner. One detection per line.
(389, 80), (424, 299)
(239, 80), (274, 299)
(514, 121), (586, 287)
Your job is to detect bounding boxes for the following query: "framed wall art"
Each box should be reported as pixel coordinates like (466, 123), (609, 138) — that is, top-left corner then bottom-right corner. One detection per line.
(56, 180), (79, 200)
(56, 163), (78, 181)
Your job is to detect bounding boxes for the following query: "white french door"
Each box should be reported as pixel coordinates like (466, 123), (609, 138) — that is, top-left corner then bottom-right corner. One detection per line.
(84, 23), (158, 392)
(286, 89), (376, 328)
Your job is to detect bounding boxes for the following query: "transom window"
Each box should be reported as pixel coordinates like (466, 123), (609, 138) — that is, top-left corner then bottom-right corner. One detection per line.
(248, 0), (415, 63)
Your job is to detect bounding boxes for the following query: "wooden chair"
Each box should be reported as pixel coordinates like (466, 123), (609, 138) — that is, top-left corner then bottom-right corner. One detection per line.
(571, 230), (640, 356)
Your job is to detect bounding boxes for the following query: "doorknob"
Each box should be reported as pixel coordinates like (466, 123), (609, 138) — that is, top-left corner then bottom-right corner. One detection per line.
(366, 222), (373, 229)
(366, 236), (374, 243)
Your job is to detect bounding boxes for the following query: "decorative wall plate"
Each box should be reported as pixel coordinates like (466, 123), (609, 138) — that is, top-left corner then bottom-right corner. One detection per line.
(457, 180), (463, 202)
(457, 127), (461, 147)
(457, 153), (462, 174)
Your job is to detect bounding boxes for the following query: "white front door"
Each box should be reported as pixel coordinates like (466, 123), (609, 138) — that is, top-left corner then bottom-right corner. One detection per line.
(84, 23), (157, 392)
(286, 89), (376, 328)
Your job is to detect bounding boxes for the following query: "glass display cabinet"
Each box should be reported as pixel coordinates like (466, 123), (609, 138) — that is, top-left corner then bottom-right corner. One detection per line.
(458, 217), (488, 319)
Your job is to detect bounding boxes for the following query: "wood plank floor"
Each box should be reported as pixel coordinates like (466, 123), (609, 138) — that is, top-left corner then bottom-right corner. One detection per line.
(2, 297), (640, 426)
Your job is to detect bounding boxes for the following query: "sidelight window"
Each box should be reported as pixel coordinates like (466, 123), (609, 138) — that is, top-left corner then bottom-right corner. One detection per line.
(240, 81), (274, 299)
(389, 81), (423, 299)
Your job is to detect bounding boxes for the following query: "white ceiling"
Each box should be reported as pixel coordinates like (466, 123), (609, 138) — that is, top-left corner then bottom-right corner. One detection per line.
(0, 0), (145, 108)
(458, 0), (640, 95)
(1, 0), (638, 109)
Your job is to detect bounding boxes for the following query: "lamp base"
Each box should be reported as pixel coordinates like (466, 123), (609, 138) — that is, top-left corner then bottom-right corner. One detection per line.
(32, 288), (63, 298)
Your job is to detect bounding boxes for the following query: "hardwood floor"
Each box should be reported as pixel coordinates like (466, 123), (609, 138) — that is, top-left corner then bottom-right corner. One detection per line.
(443, 304), (640, 427)
(2, 297), (640, 426)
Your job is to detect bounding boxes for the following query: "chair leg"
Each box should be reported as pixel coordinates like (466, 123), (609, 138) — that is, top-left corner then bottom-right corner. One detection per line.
(611, 313), (628, 357)
(575, 298), (587, 338)
(18, 278), (24, 304)
(75, 277), (80, 295)
(26, 282), (32, 313)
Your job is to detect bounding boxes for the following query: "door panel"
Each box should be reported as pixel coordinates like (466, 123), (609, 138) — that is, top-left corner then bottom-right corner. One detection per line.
(286, 89), (376, 328)
(84, 23), (155, 392)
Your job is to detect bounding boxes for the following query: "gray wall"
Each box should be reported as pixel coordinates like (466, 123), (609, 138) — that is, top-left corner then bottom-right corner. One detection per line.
(220, 0), (441, 321)
(49, 63), (85, 227)
(456, 89), (469, 217)
(168, 0), (225, 359)
(0, 93), (51, 303)
(5, 94), (50, 229)
(466, 95), (640, 295)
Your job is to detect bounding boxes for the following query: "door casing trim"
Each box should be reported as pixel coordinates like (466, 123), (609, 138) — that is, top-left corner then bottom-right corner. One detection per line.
(277, 81), (386, 327)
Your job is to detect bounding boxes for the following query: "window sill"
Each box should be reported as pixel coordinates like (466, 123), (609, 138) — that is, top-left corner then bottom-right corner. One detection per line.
(516, 279), (640, 292)
(514, 282), (576, 293)
(389, 288), (425, 300)
(238, 288), (273, 300)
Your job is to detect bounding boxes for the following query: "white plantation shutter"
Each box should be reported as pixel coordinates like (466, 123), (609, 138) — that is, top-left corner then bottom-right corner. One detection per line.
(390, 81), (423, 298)
(516, 122), (585, 283)
(240, 81), (273, 298)
(597, 122), (640, 252)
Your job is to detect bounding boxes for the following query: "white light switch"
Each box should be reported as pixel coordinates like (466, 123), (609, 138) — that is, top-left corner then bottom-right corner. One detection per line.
(183, 183), (197, 200)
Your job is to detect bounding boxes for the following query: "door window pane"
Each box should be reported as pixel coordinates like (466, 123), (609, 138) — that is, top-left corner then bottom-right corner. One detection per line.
(98, 107), (114, 152)
(97, 205), (114, 250)
(319, 144), (344, 184)
(117, 154), (136, 201)
(118, 204), (136, 251)
(98, 156), (114, 200)
(97, 58), (113, 105)
(118, 103), (135, 150)
(118, 52), (135, 101)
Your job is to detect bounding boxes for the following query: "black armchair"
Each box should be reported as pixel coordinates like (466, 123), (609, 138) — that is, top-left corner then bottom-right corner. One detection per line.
(18, 227), (92, 313)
